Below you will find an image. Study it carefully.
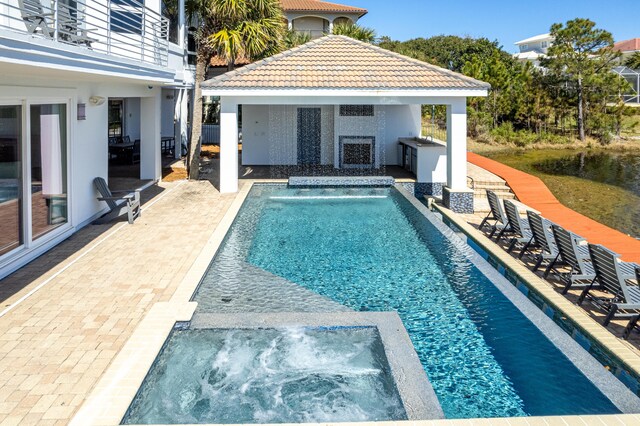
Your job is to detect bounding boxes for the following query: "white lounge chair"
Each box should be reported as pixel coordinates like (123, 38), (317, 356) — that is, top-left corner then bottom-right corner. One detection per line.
(577, 244), (640, 333)
(94, 177), (141, 224)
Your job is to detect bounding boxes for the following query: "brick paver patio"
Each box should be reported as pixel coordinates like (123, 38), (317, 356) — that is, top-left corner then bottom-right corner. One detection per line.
(0, 180), (237, 425)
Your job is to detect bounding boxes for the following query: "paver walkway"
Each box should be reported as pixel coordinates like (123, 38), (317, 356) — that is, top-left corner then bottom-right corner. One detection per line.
(468, 152), (640, 263)
(0, 180), (237, 425)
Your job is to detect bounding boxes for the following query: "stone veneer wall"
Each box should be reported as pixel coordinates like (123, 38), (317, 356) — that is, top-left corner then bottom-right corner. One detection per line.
(443, 187), (474, 213)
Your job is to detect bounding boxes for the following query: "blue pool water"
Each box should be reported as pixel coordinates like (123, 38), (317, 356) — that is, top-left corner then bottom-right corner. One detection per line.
(124, 327), (406, 424)
(192, 185), (620, 419)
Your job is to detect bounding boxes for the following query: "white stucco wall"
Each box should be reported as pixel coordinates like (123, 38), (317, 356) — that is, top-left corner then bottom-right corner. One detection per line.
(0, 69), (164, 278)
(160, 89), (176, 136)
(125, 97), (141, 140)
(241, 104), (421, 167)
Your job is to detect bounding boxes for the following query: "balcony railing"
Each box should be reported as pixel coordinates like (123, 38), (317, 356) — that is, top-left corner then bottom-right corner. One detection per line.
(0, 0), (170, 67)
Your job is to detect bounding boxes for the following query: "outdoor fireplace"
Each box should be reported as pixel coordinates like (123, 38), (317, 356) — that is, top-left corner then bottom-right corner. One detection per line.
(339, 137), (375, 168)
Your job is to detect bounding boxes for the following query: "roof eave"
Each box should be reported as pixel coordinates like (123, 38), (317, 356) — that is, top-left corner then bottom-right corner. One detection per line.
(200, 87), (489, 99)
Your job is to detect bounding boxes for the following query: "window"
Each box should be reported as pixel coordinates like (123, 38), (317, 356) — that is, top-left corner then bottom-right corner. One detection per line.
(110, 0), (144, 35)
(108, 100), (124, 138)
(520, 44), (528, 52)
(0, 101), (69, 259)
(339, 105), (374, 117)
(0, 105), (23, 256)
(30, 104), (68, 239)
(541, 41), (548, 49)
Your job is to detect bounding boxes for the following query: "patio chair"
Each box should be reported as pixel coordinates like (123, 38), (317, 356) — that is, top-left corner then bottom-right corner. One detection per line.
(526, 211), (561, 277)
(131, 140), (140, 164)
(93, 177), (141, 224)
(501, 199), (534, 256)
(623, 267), (640, 339)
(577, 244), (640, 331)
(19, 0), (55, 38)
(480, 190), (508, 238)
(57, 2), (98, 47)
(551, 224), (596, 294)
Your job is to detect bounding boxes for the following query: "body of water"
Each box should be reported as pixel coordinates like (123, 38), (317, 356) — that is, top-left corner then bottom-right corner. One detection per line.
(481, 149), (640, 238)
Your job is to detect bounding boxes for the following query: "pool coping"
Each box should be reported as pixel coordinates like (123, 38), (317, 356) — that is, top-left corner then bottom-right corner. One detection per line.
(186, 311), (445, 421)
(70, 179), (640, 426)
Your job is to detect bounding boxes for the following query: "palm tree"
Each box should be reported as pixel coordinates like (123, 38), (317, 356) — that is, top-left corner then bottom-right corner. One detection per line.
(185, 0), (285, 180)
(284, 29), (311, 49)
(331, 22), (376, 43)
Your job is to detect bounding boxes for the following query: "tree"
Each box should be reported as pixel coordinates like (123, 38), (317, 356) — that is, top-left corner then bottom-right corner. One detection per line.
(185, 0), (285, 180)
(626, 52), (640, 70)
(331, 22), (376, 43)
(284, 29), (311, 49)
(378, 35), (511, 73)
(541, 18), (621, 141)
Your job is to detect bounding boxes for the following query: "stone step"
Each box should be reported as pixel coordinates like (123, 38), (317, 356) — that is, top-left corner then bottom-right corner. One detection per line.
(472, 183), (511, 191)
(474, 190), (516, 199)
(469, 179), (507, 186)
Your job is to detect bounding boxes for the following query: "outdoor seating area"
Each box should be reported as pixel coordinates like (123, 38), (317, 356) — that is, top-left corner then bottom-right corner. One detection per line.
(479, 189), (640, 340)
(108, 136), (140, 165)
(93, 176), (141, 224)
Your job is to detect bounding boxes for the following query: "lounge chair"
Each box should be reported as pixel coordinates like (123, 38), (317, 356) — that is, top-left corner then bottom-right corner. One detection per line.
(623, 267), (640, 339)
(94, 177), (141, 224)
(501, 199), (534, 256)
(479, 190), (508, 238)
(551, 224), (595, 294)
(526, 211), (561, 277)
(19, 0), (55, 37)
(577, 244), (640, 331)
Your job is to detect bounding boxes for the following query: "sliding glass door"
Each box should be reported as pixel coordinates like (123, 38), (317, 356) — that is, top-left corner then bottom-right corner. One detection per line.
(0, 101), (69, 260)
(0, 105), (23, 256)
(30, 104), (68, 240)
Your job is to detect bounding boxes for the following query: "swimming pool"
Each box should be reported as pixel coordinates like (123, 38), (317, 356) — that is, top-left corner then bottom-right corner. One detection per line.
(190, 184), (637, 419)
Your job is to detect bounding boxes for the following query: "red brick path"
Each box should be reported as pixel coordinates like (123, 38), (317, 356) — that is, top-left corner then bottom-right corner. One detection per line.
(468, 152), (640, 264)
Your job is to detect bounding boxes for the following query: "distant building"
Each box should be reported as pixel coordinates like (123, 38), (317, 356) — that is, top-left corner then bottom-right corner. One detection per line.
(281, 0), (368, 39)
(514, 33), (554, 65)
(614, 38), (640, 63)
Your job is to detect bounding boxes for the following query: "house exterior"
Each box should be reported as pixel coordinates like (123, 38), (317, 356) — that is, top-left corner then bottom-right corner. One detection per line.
(281, 0), (367, 38)
(514, 33), (553, 65)
(613, 39), (640, 104)
(201, 35), (490, 213)
(0, 0), (193, 278)
(614, 38), (640, 62)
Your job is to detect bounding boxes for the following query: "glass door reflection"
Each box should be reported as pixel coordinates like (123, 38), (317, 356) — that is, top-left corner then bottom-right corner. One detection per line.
(0, 105), (23, 256)
(30, 104), (68, 240)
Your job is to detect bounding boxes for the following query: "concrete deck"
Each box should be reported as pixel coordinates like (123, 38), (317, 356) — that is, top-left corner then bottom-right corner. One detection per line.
(1, 165), (640, 425)
(0, 180), (237, 425)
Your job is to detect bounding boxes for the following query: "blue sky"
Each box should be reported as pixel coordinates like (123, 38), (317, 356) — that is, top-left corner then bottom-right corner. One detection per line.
(347, 0), (637, 53)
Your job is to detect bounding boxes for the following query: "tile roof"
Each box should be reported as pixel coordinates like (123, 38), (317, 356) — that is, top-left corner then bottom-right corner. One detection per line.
(280, 0), (367, 15)
(201, 36), (490, 91)
(210, 55), (251, 67)
(614, 38), (640, 52)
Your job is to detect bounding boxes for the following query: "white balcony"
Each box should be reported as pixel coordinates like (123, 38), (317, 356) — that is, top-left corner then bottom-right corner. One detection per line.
(0, 0), (170, 67)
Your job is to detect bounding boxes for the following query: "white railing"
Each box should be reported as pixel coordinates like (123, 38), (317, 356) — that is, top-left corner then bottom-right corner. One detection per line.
(0, 0), (169, 66)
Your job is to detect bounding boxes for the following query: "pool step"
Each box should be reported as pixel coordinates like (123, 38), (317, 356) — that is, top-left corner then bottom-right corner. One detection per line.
(289, 176), (395, 187)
